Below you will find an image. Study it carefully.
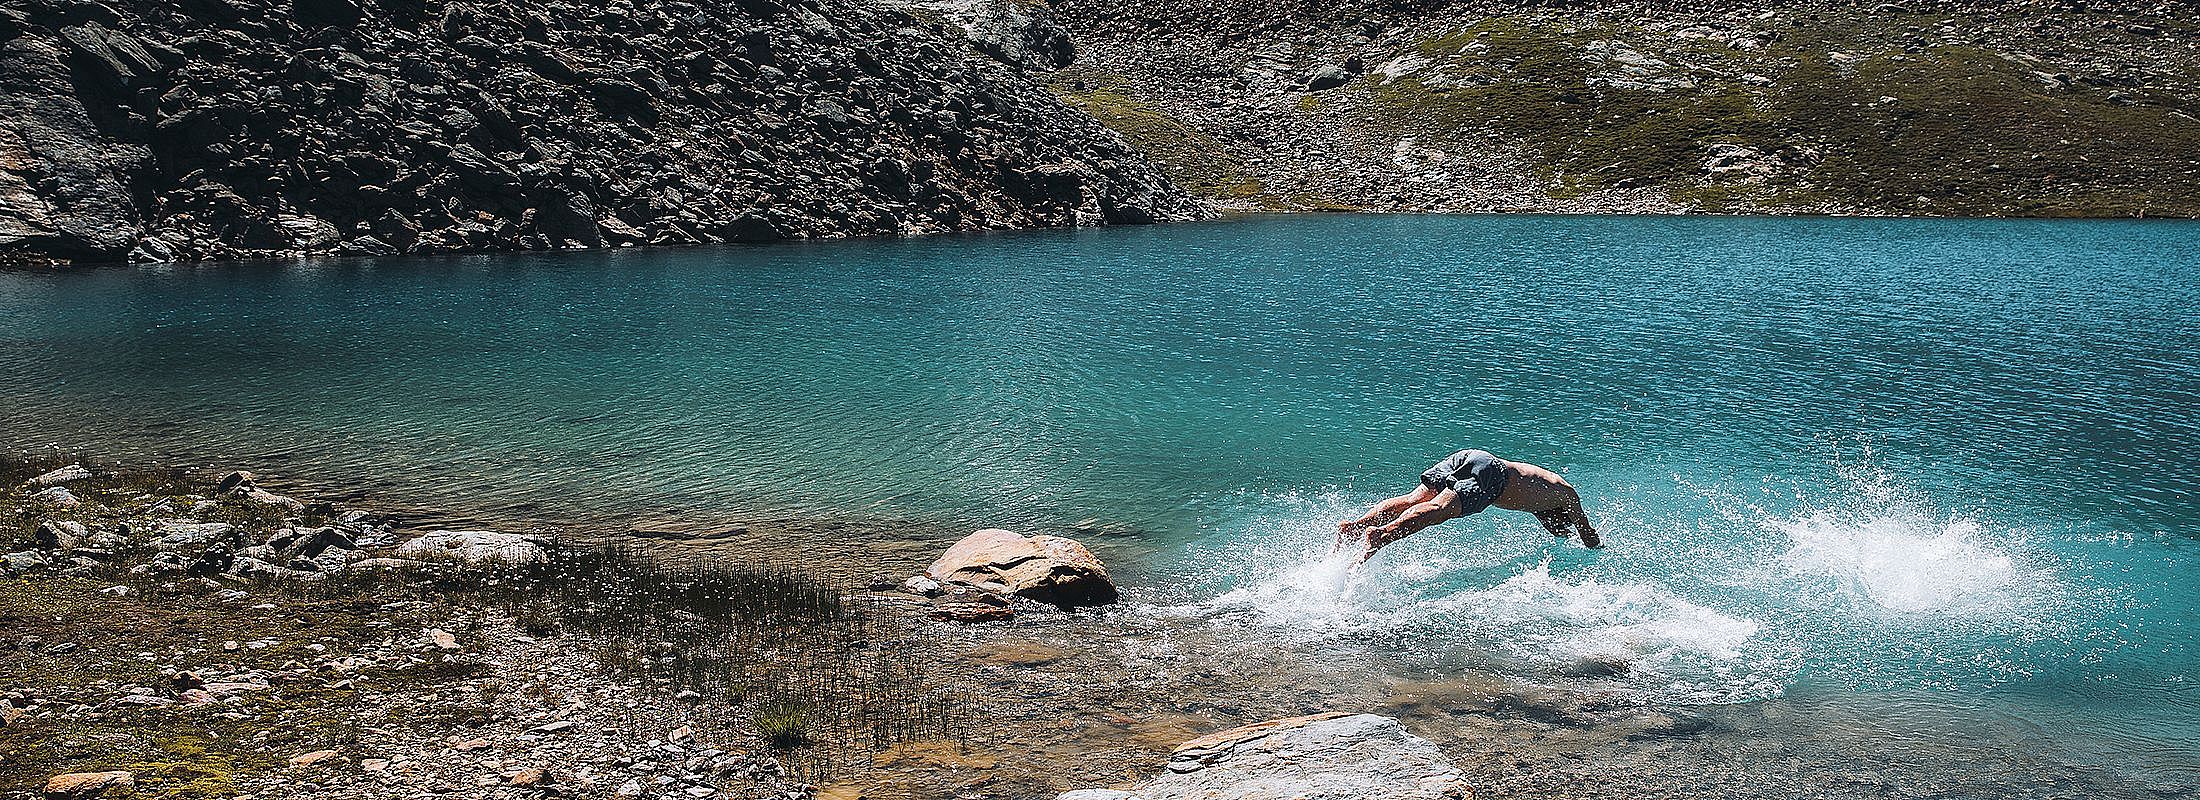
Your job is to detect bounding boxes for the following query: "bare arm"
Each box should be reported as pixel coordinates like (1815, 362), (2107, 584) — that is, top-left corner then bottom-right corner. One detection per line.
(1565, 491), (1601, 548)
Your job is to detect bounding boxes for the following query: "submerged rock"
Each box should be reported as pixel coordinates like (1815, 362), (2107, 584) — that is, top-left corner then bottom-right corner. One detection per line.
(396, 530), (548, 564)
(1060, 713), (1469, 800)
(925, 528), (1118, 608)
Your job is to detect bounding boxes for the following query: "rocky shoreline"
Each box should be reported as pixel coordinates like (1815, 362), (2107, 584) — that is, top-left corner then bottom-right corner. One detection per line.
(0, 456), (950, 799)
(2, 454), (1504, 800)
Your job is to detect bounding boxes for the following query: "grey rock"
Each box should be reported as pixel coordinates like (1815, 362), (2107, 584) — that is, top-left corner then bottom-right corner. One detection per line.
(2, 551), (51, 573)
(395, 530), (548, 564)
(228, 556), (313, 581)
(1304, 64), (1355, 91)
(33, 520), (88, 550)
(149, 521), (238, 552)
(27, 464), (91, 486)
(29, 486), (80, 507)
(1062, 713), (1468, 800)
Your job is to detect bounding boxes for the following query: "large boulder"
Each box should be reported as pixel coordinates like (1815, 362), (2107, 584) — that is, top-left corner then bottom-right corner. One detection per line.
(925, 529), (1118, 608)
(395, 530), (547, 565)
(1059, 713), (1470, 800)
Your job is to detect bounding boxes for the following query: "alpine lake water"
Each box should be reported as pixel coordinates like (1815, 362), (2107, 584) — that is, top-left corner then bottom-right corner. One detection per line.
(2, 214), (2195, 797)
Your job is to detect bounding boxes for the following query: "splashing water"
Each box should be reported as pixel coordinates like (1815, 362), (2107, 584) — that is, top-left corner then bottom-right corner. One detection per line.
(1777, 510), (2018, 614)
(1152, 454), (2088, 706)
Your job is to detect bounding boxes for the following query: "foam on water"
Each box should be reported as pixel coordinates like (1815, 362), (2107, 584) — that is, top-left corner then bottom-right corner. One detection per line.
(1777, 510), (2018, 614)
(1157, 455), (2089, 705)
(1161, 488), (1780, 703)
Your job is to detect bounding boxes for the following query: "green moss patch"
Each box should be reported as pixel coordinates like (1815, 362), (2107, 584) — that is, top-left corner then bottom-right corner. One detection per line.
(1053, 85), (1269, 202)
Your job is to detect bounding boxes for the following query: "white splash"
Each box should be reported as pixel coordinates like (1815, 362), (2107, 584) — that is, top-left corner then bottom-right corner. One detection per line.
(1778, 507), (2020, 614)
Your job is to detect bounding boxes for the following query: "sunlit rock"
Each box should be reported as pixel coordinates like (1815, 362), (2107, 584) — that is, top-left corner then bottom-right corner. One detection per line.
(1059, 713), (1470, 800)
(925, 528), (1119, 608)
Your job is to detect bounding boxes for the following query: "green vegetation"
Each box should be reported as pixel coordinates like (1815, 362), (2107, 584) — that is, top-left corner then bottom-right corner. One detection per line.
(755, 699), (813, 749)
(1052, 84), (1270, 202)
(1369, 16), (2200, 215)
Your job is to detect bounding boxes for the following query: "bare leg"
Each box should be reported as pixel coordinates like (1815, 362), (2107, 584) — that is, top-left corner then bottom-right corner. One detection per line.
(1337, 484), (1438, 550)
(1359, 490), (1463, 562)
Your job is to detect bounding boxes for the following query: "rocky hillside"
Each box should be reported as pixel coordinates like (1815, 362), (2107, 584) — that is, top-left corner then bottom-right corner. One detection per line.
(1049, 0), (2200, 217)
(0, 0), (1196, 265)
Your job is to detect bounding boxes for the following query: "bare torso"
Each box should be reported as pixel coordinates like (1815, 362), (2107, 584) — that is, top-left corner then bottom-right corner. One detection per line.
(1492, 459), (1579, 513)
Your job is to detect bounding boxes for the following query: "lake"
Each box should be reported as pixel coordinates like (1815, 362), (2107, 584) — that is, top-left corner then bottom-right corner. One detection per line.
(2, 213), (2195, 795)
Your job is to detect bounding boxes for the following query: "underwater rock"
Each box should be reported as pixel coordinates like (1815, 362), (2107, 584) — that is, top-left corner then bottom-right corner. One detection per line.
(925, 528), (1118, 608)
(395, 530), (548, 564)
(930, 586), (1017, 622)
(1060, 712), (1469, 800)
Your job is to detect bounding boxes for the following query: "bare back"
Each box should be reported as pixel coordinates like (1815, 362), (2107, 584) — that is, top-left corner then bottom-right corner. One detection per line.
(1491, 459), (1579, 514)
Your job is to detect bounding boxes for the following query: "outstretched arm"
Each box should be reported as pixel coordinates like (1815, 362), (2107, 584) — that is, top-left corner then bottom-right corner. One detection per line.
(1565, 491), (1601, 548)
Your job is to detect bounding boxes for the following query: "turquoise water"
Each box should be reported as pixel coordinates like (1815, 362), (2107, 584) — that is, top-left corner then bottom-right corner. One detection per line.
(2, 214), (2196, 793)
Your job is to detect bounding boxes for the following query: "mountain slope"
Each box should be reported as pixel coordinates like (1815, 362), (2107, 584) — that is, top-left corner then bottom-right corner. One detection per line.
(0, 0), (1197, 264)
(1050, 0), (2200, 217)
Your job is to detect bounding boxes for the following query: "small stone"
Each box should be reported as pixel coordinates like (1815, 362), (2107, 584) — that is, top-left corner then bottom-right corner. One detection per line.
(42, 771), (134, 798)
(668, 725), (694, 743)
(423, 628), (460, 651)
(361, 759), (390, 772)
(509, 768), (549, 786)
(289, 750), (340, 768)
(532, 720), (575, 734)
(452, 738), (491, 751)
(684, 787), (715, 798)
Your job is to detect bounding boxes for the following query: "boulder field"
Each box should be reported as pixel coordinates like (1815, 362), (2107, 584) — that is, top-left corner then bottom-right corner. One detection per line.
(0, 0), (1196, 264)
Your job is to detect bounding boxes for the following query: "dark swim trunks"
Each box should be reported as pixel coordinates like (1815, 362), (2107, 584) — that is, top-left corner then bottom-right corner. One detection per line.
(1421, 449), (1510, 515)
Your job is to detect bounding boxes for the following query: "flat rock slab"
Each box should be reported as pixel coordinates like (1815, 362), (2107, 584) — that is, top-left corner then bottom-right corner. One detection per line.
(1060, 713), (1470, 800)
(395, 530), (547, 564)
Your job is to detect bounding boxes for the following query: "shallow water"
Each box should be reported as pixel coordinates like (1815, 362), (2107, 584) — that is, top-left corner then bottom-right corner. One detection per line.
(2, 214), (2196, 794)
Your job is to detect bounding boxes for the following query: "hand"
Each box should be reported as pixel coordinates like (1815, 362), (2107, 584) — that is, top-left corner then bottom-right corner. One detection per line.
(1580, 528), (1603, 549)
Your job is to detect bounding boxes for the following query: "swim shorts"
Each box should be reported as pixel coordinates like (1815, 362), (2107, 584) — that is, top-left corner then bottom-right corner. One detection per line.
(1421, 449), (1510, 515)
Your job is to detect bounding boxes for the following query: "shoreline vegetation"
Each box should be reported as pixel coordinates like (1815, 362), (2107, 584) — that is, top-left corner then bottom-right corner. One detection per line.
(0, 451), (968, 799)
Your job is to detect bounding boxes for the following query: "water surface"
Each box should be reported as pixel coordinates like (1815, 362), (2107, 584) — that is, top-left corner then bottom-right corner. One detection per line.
(2, 214), (2195, 795)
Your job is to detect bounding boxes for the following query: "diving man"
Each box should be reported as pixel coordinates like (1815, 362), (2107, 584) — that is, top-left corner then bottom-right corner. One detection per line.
(1337, 449), (1601, 562)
